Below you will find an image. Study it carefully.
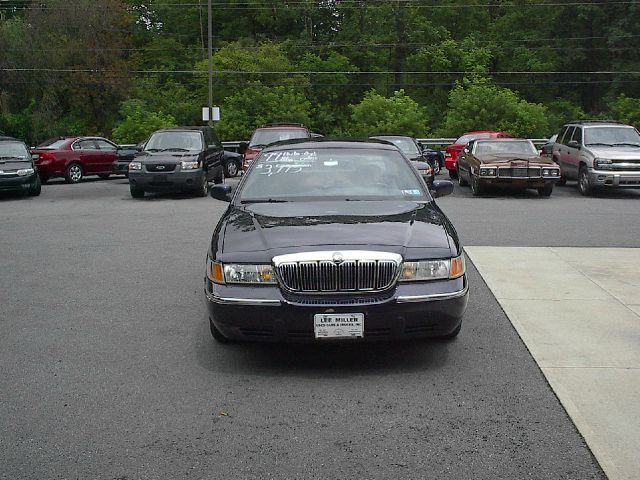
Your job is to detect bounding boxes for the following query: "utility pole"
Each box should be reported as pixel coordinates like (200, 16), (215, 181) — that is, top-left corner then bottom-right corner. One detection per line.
(207, 0), (213, 127)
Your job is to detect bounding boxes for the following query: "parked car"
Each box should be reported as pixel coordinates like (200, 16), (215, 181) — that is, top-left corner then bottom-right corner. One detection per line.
(445, 131), (513, 179)
(32, 136), (121, 183)
(240, 123), (311, 171)
(540, 134), (557, 159)
(204, 140), (467, 343)
(369, 135), (436, 184)
(111, 142), (145, 177)
(551, 120), (640, 195)
(0, 136), (41, 196)
(127, 126), (224, 198)
(456, 138), (560, 197)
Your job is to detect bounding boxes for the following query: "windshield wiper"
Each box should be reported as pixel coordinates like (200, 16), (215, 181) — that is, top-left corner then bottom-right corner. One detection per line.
(0, 155), (26, 160)
(249, 144), (267, 149)
(612, 142), (640, 147)
(145, 148), (162, 152)
(160, 148), (190, 152)
(241, 198), (289, 204)
(585, 142), (614, 147)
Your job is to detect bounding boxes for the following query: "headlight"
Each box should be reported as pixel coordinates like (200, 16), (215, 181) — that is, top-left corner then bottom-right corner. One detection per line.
(479, 167), (496, 177)
(129, 162), (142, 171)
(181, 160), (200, 170)
(206, 258), (276, 285)
(595, 158), (612, 169)
(542, 168), (560, 177)
(400, 255), (465, 281)
(17, 168), (35, 176)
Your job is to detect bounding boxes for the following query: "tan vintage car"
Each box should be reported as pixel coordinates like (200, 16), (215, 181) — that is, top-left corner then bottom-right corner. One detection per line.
(456, 138), (561, 197)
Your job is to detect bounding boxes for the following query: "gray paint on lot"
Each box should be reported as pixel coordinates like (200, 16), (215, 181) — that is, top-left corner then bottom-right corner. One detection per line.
(438, 179), (640, 247)
(0, 179), (604, 479)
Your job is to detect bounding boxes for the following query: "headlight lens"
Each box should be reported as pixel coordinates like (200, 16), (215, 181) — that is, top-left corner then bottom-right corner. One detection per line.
(479, 167), (496, 177)
(181, 160), (200, 170)
(542, 168), (560, 177)
(129, 162), (142, 171)
(595, 158), (612, 169)
(206, 258), (276, 285)
(400, 255), (465, 281)
(17, 168), (35, 176)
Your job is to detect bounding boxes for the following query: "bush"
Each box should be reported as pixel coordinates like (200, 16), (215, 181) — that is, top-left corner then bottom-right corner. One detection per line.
(111, 100), (177, 144)
(608, 94), (640, 127)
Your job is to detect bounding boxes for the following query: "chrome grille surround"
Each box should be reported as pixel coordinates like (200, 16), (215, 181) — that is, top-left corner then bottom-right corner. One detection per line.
(273, 251), (403, 294)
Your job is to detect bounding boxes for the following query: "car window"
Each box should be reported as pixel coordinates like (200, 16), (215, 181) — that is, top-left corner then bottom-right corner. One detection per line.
(240, 148), (428, 202)
(456, 133), (492, 144)
(37, 138), (68, 149)
(75, 139), (97, 150)
(249, 129), (310, 148)
(556, 126), (569, 145)
(561, 127), (576, 146)
(95, 139), (116, 151)
(0, 141), (30, 159)
(571, 127), (583, 145)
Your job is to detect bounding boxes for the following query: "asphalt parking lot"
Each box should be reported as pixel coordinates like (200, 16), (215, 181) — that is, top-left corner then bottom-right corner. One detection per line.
(4, 174), (637, 479)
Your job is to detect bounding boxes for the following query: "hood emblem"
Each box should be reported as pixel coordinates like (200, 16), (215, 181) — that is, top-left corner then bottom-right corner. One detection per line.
(156, 165), (165, 170)
(332, 252), (344, 264)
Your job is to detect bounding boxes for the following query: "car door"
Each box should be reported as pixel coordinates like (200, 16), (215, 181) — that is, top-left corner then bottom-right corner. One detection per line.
(557, 127), (576, 179)
(203, 128), (224, 180)
(72, 139), (101, 174)
(94, 138), (119, 173)
(563, 127), (583, 179)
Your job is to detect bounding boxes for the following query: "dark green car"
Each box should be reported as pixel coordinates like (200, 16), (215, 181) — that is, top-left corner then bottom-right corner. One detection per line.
(0, 137), (41, 196)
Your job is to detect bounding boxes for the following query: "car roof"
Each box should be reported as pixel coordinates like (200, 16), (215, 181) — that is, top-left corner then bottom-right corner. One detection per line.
(0, 136), (19, 141)
(369, 135), (415, 140)
(566, 120), (628, 126)
(153, 127), (209, 133)
(255, 124), (308, 130)
(475, 138), (532, 142)
(262, 139), (400, 152)
(462, 130), (511, 135)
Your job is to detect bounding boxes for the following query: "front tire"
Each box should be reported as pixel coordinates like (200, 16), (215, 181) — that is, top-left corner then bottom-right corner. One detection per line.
(65, 163), (83, 184)
(538, 184), (553, 197)
(578, 165), (593, 196)
(225, 159), (239, 178)
(130, 185), (145, 198)
(196, 174), (208, 197)
(470, 172), (486, 197)
(29, 175), (42, 196)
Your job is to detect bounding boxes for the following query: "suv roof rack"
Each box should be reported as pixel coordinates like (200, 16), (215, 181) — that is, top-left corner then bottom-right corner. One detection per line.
(568, 120), (626, 125)
(262, 122), (305, 128)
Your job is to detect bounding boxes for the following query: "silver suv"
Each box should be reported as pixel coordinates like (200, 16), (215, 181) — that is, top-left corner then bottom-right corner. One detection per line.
(552, 120), (640, 195)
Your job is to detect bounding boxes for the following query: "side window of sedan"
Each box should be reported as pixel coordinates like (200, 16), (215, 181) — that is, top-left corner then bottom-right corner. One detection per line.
(75, 140), (97, 150)
(95, 139), (117, 151)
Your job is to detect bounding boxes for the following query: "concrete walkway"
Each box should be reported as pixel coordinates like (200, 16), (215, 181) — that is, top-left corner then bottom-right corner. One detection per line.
(465, 247), (640, 480)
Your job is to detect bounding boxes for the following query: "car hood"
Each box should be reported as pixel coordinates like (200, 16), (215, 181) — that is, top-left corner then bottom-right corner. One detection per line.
(215, 201), (457, 262)
(137, 152), (200, 163)
(476, 153), (554, 164)
(587, 146), (640, 160)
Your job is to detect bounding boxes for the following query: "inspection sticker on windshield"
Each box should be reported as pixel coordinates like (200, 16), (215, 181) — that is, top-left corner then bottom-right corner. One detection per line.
(314, 313), (364, 339)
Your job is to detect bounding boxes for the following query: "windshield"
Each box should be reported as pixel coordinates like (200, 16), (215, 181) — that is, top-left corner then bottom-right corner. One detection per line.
(374, 137), (420, 156)
(584, 126), (640, 146)
(37, 138), (68, 149)
(475, 140), (538, 156)
(0, 141), (30, 159)
(145, 131), (203, 152)
(240, 148), (428, 202)
(249, 129), (309, 148)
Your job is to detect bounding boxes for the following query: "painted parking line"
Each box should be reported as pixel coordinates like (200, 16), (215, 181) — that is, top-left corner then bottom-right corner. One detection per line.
(465, 247), (640, 480)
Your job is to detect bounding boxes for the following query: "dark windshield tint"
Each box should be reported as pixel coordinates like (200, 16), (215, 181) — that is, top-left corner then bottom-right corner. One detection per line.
(585, 126), (640, 146)
(240, 148), (428, 202)
(249, 129), (310, 147)
(0, 141), (29, 159)
(145, 131), (203, 152)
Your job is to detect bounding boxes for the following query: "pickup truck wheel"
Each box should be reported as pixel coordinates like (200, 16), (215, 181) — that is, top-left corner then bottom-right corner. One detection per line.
(578, 166), (593, 196)
(65, 163), (83, 184)
(470, 172), (485, 197)
(130, 185), (145, 198)
(225, 159), (239, 177)
(457, 167), (468, 187)
(538, 184), (553, 197)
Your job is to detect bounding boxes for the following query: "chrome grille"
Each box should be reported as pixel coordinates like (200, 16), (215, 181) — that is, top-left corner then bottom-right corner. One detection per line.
(512, 167), (528, 177)
(274, 252), (401, 293)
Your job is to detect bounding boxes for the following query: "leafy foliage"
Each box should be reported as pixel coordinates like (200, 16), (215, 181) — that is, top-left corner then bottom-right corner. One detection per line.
(111, 100), (177, 144)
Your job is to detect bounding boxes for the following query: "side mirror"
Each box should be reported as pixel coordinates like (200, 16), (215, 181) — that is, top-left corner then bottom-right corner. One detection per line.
(210, 184), (232, 202)
(567, 140), (580, 149)
(31, 154), (40, 161)
(238, 142), (248, 155)
(430, 180), (454, 198)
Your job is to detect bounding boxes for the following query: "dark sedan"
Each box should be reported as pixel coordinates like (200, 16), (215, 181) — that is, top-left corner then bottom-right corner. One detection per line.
(204, 140), (468, 343)
(456, 138), (560, 197)
(0, 137), (41, 196)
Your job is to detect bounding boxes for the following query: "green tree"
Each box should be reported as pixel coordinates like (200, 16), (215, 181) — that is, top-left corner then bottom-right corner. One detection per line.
(111, 100), (177, 144)
(439, 78), (549, 138)
(608, 94), (640, 127)
(347, 89), (429, 138)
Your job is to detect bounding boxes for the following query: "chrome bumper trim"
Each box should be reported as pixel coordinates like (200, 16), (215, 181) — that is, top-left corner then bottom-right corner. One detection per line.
(205, 290), (281, 306)
(396, 282), (469, 303)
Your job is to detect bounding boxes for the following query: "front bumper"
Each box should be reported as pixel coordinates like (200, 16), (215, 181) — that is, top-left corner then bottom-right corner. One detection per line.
(204, 277), (469, 342)
(112, 161), (130, 176)
(588, 169), (640, 188)
(129, 170), (205, 192)
(0, 173), (37, 192)
(479, 177), (558, 188)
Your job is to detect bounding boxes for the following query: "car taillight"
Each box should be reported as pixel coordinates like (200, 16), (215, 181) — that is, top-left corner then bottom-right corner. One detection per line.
(36, 152), (55, 162)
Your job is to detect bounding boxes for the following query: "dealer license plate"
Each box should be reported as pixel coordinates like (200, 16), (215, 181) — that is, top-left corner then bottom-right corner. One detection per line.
(314, 313), (364, 339)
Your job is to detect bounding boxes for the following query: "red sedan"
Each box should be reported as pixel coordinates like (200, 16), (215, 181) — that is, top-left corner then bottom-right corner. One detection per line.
(32, 136), (120, 183)
(445, 131), (512, 179)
